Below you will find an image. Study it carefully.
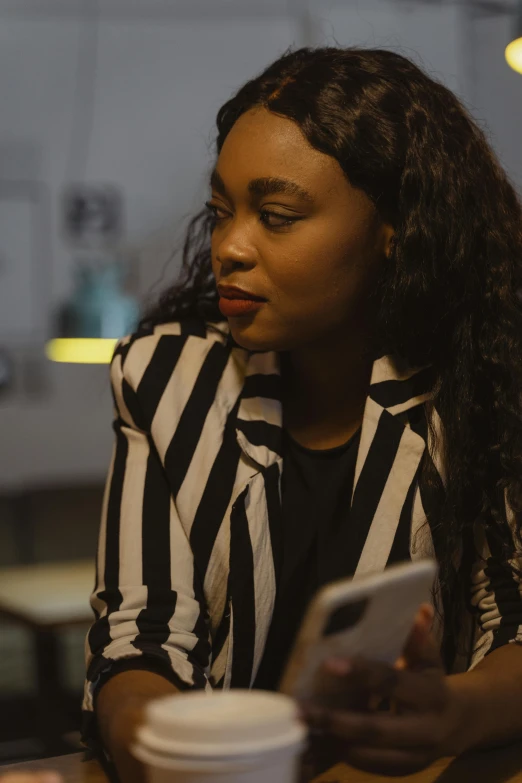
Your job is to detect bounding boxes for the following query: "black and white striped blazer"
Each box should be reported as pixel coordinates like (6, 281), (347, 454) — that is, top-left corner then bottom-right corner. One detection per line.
(83, 319), (522, 721)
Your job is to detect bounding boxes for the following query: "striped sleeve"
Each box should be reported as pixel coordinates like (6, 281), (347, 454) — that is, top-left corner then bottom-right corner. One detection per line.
(413, 405), (522, 669)
(82, 337), (212, 747)
(469, 490), (522, 669)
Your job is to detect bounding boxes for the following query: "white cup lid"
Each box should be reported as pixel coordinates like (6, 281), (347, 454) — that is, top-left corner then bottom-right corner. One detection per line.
(136, 690), (306, 758)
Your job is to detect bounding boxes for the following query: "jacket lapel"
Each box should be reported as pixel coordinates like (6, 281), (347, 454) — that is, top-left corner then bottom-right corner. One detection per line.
(352, 357), (435, 578)
(232, 347), (435, 576)
(225, 342), (435, 686)
(234, 349), (283, 468)
(224, 347), (285, 686)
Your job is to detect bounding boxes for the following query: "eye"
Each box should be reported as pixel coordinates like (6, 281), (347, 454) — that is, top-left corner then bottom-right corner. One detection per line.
(204, 201), (301, 231)
(205, 201), (228, 222)
(259, 210), (300, 228)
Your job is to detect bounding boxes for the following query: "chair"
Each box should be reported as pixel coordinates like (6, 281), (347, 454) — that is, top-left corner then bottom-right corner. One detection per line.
(0, 560), (95, 757)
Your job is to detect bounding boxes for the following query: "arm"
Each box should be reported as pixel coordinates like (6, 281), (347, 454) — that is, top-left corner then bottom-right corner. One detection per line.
(298, 427), (522, 778)
(97, 669), (180, 783)
(300, 605), (522, 776)
(449, 504), (522, 754)
(447, 642), (522, 754)
(83, 338), (212, 780)
(300, 499), (522, 775)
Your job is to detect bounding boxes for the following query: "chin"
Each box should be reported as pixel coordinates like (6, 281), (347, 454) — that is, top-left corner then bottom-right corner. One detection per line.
(228, 319), (291, 353)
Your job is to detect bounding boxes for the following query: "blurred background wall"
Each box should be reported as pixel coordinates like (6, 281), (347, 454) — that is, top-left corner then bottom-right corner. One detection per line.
(0, 0), (520, 763)
(1, 0), (521, 487)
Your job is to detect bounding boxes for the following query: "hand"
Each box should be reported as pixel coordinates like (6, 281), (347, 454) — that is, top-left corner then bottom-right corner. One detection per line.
(299, 604), (466, 777)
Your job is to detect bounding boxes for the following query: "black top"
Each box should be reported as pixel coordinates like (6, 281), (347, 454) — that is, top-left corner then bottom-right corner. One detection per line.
(253, 425), (361, 691)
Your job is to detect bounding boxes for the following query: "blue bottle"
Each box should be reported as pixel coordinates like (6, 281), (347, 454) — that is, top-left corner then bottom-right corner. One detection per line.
(71, 261), (139, 338)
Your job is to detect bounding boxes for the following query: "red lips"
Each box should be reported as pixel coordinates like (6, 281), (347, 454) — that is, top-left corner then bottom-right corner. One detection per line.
(218, 297), (265, 317)
(217, 284), (266, 301)
(217, 284), (267, 317)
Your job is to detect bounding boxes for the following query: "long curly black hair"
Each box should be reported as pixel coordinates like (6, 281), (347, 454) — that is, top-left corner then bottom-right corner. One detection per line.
(141, 46), (522, 669)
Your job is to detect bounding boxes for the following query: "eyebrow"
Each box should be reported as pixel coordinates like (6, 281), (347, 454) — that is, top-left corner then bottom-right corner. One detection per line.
(209, 168), (314, 204)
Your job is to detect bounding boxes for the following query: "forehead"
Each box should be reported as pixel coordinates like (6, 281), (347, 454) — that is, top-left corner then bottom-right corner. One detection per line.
(216, 107), (343, 193)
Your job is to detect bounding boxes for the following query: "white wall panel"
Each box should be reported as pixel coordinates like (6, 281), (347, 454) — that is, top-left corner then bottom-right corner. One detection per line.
(310, 0), (463, 96)
(89, 16), (302, 294)
(0, 1), (521, 486)
(471, 11), (522, 190)
(0, 11), (302, 486)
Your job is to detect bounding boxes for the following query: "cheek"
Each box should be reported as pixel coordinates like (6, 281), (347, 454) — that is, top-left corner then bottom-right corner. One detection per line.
(272, 210), (382, 308)
(269, 250), (363, 318)
(210, 243), (220, 281)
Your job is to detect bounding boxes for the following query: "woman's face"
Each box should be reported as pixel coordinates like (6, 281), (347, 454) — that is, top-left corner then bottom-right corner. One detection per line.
(209, 107), (394, 353)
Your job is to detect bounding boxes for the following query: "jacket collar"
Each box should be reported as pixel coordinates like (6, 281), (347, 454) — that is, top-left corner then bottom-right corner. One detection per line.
(232, 342), (435, 471)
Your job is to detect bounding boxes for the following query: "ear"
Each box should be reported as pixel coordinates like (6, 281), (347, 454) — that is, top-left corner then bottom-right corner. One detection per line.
(383, 224), (396, 259)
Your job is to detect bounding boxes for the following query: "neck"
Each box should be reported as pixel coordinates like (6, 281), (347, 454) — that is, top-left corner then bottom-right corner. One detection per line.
(280, 329), (375, 446)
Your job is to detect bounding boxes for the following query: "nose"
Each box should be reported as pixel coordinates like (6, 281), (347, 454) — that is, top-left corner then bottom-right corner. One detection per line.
(214, 220), (257, 273)
(217, 255), (255, 274)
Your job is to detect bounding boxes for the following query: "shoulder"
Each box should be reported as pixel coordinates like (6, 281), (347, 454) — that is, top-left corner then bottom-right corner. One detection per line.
(113, 319), (231, 389)
(109, 320), (236, 429)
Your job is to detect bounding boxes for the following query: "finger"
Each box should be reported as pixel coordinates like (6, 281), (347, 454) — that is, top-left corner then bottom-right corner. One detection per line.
(312, 660), (370, 711)
(402, 604), (433, 654)
(323, 656), (385, 709)
(323, 657), (352, 677)
(418, 602), (435, 632)
(302, 705), (444, 749)
(342, 745), (434, 777)
(402, 604), (442, 670)
(327, 656), (447, 712)
(329, 656), (400, 697)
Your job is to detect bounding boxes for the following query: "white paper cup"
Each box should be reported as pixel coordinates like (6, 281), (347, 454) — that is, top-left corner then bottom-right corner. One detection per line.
(132, 690), (306, 783)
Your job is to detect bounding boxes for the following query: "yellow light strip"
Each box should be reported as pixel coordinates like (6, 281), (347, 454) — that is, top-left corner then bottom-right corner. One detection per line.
(45, 338), (118, 364)
(505, 37), (522, 74)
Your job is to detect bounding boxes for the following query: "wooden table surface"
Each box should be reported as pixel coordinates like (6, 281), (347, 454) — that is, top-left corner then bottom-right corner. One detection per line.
(0, 560), (94, 628)
(3, 744), (522, 783)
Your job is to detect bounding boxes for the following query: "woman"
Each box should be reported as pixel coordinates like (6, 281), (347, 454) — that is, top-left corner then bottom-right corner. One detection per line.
(83, 46), (522, 782)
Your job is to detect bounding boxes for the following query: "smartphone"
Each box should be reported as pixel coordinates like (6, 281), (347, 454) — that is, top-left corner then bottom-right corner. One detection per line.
(279, 559), (438, 702)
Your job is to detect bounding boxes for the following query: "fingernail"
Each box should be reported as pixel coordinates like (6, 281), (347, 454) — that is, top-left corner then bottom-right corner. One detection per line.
(422, 605), (434, 632)
(296, 703), (308, 720)
(299, 701), (321, 717)
(325, 657), (352, 676)
(304, 705), (332, 734)
(303, 704), (325, 722)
